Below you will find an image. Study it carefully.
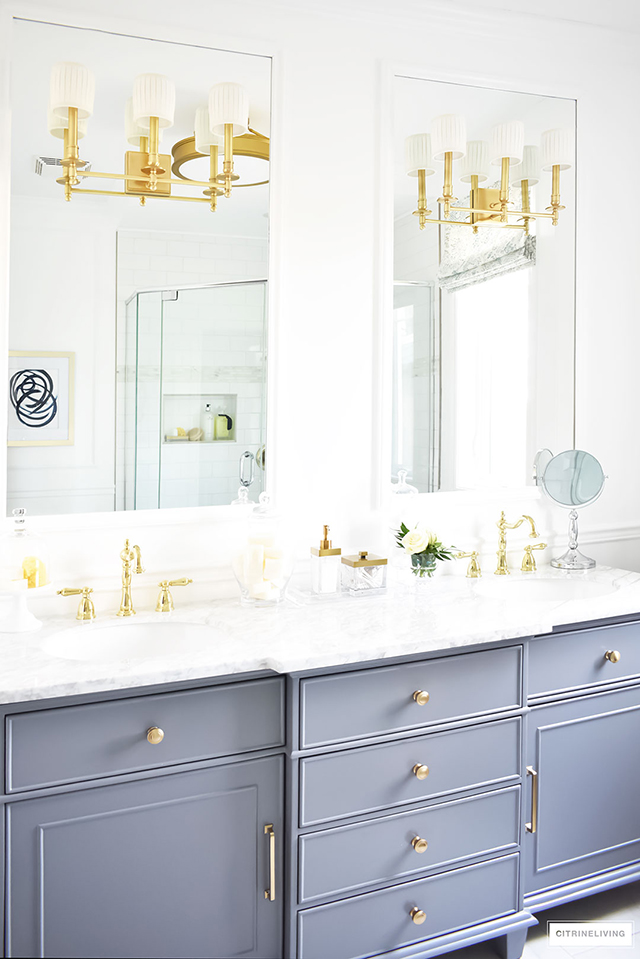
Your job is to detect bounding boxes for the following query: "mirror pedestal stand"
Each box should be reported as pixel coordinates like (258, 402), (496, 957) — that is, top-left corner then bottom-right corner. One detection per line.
(551, 509), (596, 570)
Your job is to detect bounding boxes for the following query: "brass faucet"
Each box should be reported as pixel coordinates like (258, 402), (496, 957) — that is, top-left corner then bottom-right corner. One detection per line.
(118, 539), (145, 616)
(58, 586), (96, 621)
(455, 551), (482, 578)
(495, 512), (539, 575)
(156, 578), (193, 613)
(522, 542), (548, 572)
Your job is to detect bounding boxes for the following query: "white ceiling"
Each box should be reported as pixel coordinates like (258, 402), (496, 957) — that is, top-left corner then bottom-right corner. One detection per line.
(459, 0), (640, 32)
(11, 19), (271, 237)
(286, 0), (640, 32)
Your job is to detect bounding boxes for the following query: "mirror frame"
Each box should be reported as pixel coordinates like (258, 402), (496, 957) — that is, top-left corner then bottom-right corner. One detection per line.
(373, 60), (578, 510)
(0, 6), (281, 531)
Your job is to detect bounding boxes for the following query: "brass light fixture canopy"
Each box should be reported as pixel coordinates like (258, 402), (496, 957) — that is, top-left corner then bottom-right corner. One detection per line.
(172, 129), (269, 187)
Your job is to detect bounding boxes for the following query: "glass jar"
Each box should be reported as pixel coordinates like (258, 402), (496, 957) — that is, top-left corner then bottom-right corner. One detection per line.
(231, 493), (295, 606)
(0, 508), (50, 590)
(341, 551), (388, 595)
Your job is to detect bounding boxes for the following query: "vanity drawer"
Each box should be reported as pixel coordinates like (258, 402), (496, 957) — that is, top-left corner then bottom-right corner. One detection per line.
(299, 717), (520, 826)
(299, 785), (519, 903)
(529, 623), (640, 698)
(297, 853), (518, 959)
(6, 677), (284, 792)
(300, 646), (522, 748)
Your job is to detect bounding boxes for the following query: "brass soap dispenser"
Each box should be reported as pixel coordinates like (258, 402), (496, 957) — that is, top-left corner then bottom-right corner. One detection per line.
(310, 525), (341, 594)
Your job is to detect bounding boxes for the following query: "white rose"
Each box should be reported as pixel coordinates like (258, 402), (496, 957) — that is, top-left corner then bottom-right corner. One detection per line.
(401, 528), (428, 554)
(415, 524), (437, 547)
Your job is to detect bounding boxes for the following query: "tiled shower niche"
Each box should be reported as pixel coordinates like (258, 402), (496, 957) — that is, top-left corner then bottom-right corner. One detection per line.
(162, 394), (238, 444)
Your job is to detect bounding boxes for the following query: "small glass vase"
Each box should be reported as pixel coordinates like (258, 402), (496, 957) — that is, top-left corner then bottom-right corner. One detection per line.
(410, 553), (437, 578)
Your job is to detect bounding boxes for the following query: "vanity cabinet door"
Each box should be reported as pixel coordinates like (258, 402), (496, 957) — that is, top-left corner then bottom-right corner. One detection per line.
(6, 756), (283, 959)
(523, 686), (640, 898)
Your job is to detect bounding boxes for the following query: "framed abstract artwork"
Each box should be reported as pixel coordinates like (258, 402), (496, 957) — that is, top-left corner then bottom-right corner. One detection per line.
(8, 351), (75, 446)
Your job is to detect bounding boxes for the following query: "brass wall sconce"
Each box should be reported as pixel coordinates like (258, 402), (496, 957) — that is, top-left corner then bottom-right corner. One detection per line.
(48, 63), (268, 212)
(405, 116), (572, 234)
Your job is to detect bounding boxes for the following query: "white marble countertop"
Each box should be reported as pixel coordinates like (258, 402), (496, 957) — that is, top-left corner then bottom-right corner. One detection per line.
(1, 565), (639, 704)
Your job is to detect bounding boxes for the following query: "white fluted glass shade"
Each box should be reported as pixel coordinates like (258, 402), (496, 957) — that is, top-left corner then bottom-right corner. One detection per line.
(459, 141), (489, 183)
(490, 120), (524, 166)
(541, 128), (573, 171)
(512, 145), (540, 186)
(124, 98), (161, 147)
(195, 106), (221, 154)
(132, 73), (175, 130)
(404, 134), (435, 177)
(431, 114), (466, 161)
(47, 107), (87, 140)
(49, 62), (95, 120)
(209, 82), (249, 136)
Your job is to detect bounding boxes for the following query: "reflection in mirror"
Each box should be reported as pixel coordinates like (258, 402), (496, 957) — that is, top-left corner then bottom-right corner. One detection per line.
(536, 449), (606, 570)
(539, 449), (605, 509)
(8, 20), (270, 515)
(393, 77), (576, 493)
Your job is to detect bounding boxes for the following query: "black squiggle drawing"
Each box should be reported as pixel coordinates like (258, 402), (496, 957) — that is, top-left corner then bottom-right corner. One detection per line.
(10, 369), (58, 429)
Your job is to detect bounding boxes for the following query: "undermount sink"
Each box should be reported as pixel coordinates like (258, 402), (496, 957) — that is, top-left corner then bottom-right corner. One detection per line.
(41, 621), (222, 663)
(475, 576), (619, 604)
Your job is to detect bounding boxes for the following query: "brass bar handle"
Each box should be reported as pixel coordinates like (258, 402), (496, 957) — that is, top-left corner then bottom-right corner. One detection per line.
(525, 765), (538, 833)
(605, 649), (621, 663)
(264, 824), (275, 902)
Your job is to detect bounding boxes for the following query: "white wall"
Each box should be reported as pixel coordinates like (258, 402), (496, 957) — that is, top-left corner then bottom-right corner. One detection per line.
(7, 195), (116, 514)
(1, 0), (639, 591)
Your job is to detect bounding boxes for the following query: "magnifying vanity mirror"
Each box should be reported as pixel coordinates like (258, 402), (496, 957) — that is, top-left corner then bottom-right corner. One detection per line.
(535, 449), (606, 569)
(392, 76), (576, 493)
(7, 19), (270, 515)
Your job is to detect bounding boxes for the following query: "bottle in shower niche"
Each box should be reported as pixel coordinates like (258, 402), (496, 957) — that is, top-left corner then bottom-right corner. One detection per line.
(214, 407), (233, 440)
(310, 525), (342, 594)
(203, 403), (214, 442)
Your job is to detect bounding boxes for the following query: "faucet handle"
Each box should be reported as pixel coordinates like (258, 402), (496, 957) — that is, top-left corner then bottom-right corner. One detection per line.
(57, 587), (96, 621)
(522, 543), (547, 573)
(132, 545), (145, 574)
(455, 551), (482, 579)
(156, 578), (193, 613)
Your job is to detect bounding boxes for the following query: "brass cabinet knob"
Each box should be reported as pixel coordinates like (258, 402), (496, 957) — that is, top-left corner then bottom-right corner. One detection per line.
(412, 763), (429, 780)
(605, 649), (621, 663)
(412, 690), (430, 706)
(410, 907), (426, 925)
(411, 836), (428, 854)
(147, 726), (165, 745)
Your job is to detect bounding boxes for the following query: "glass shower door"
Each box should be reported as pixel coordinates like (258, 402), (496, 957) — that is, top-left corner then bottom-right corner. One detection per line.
(157, 281), (267, 508)
(391, 282), (438, 493)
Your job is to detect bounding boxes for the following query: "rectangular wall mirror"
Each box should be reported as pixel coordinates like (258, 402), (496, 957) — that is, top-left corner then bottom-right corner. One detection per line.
(8, 19), (270, 515)
(393, 76), (576, 493)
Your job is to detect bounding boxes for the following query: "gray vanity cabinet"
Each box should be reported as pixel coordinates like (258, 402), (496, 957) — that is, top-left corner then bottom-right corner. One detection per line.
(523, 684), (640, 901)
(290, 646), (535, 959)
(6, 754), (283, 959)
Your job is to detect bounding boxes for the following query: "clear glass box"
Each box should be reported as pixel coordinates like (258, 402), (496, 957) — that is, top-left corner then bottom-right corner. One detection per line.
(341, 551), (388, 595)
